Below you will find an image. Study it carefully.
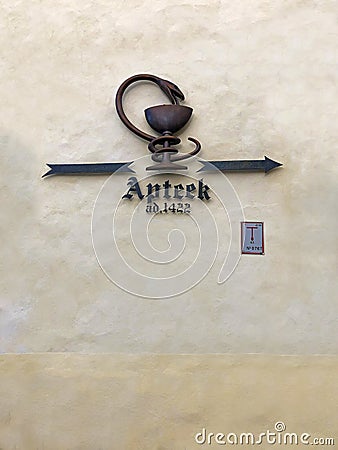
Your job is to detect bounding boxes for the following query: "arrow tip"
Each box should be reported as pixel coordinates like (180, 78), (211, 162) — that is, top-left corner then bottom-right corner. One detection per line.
(264, 156), (283, 173)
(197, 160), (216, 172)
(42, 164), (53, 178)
(118, 162), (135, 173)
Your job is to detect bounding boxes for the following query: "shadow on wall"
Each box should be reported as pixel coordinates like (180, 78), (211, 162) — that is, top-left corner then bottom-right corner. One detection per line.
(0, 131), (39, 352)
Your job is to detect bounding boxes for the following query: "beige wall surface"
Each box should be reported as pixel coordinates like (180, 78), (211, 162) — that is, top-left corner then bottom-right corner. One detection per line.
(1, 1), (337, 448)
(0, 0), (337, 354)
(0, 354), (337, 449)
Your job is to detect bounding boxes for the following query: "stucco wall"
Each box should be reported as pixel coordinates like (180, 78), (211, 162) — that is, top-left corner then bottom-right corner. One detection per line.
(0, 354), (337, 449)
(1, 0), (337, 354)
(0, 0), (337, 447)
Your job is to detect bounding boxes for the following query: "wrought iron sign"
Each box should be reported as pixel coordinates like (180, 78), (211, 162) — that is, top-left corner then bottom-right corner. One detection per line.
(43, 74), (282, 177)
(43, 74), (284, 296)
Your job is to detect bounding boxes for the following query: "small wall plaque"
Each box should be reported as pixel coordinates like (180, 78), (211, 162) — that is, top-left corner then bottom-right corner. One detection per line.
(241, 222), (264, 255)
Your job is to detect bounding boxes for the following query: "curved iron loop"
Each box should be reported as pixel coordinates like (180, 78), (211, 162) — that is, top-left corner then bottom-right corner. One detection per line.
(115, 74), (185, 142)
(148, 135), (181, 154)
(150, 153), (163, 163)
(170, 137), (202, 161)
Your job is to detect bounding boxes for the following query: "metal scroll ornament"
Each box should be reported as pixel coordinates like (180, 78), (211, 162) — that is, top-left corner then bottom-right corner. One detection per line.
(115, 74), (201, 171)
(42, 73), (282, 177)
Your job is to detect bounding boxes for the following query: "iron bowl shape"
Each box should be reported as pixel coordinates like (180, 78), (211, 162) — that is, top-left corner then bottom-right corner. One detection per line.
(145, 104), (193, 134)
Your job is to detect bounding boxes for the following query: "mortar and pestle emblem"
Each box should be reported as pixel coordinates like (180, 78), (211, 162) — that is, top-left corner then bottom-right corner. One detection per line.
(115, 74), (201, 170)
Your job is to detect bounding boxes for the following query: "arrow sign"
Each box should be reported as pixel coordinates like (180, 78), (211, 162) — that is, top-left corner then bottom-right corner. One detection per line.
(197, 156), (282, 173)
(42, 162), (135, 178)
(43, 156), (282, 177)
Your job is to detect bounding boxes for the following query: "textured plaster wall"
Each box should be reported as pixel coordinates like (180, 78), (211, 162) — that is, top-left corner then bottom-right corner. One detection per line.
(1, 0), (337, 354)
(1, 1), (337, 447)
(0, 354), (337, 449)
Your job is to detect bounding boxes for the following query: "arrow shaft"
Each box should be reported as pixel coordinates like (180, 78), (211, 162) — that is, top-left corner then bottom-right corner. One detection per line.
(42, 162), (134, 177)
(206, 160), (265, 171)
(43, 157), (282, 177)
